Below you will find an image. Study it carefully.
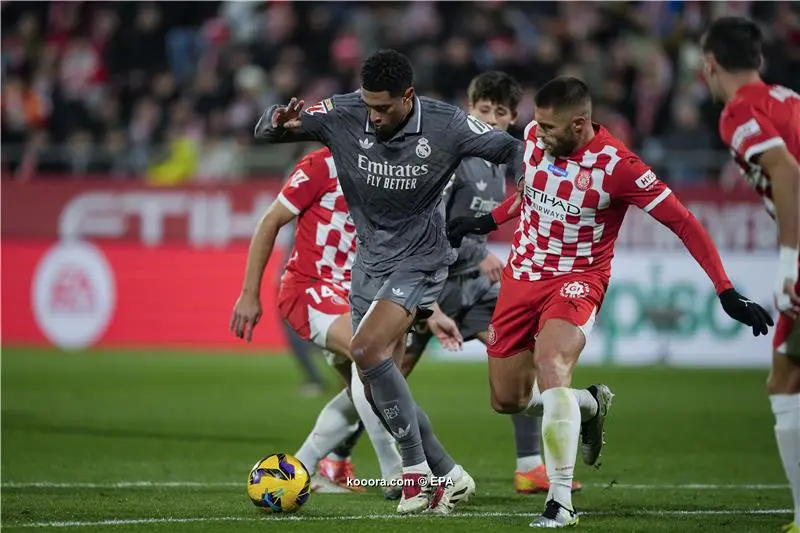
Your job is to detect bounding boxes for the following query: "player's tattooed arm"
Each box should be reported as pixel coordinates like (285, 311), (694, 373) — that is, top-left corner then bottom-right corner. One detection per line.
(755, 144), (800, 315)
(254, 97), (332, 144)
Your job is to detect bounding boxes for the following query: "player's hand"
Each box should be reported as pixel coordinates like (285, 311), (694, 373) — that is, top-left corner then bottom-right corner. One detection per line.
(447, 214), (498, 248)
(479, 253), (504, 283)
(774, 278), (800, 319)
(271, 97), (305, 130)
(426, 309), (463, 351)
(230, 291), (262, 343)
(718, 288), (774, 337)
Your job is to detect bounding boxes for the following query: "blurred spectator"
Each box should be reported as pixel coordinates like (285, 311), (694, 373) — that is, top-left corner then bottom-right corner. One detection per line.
(1, 1), (798, 183)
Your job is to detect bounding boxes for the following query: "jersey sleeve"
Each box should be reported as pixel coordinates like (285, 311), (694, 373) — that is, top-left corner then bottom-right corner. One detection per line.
(254, 97), (337, 144)
(448, 109), (524, 176)
(276, 150), (332, 216)
(612, 155), (733, 294)
(720, 103), (785, 163)
(610, 156), (673, 213)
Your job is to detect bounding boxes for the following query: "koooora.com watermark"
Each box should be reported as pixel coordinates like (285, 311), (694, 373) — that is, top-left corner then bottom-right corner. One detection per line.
(345, 476), (454, 488)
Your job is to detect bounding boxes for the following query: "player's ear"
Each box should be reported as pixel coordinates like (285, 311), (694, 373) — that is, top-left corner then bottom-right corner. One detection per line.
(403, 87), (415, 103)
(572, 114), (588, 134)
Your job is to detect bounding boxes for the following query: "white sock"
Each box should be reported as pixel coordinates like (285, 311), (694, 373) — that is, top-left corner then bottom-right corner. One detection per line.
(516, 454), (543, 472)
(525, 381), (597, 421)
(349, 363), (403, 480)
(326, 451), (348, 461)
(445, 463), (465, 481)
(770, 394), (800, 527)
(294, 389), (359, 474)
(541, 387), (580, 511)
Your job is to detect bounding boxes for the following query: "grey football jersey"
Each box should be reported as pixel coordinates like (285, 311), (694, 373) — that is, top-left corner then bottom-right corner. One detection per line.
(443, 156), (506, 276)
(255, 92), (523, 276)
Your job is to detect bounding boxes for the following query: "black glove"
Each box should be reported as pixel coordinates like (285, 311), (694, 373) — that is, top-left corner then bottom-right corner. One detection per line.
(447, 214), (497, 248)
(718, 288), (774, 337)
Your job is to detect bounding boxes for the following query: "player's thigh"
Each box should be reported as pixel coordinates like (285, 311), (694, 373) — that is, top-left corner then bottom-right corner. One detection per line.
(485, 273), (541, 413)
(769, 314), (800, 394)
(351, 267), (446, 366)
(485, 271), (539, 359)
(535, 278), (604, 391)
(398, 276), (460, 376)
(460, 274), (498, 342)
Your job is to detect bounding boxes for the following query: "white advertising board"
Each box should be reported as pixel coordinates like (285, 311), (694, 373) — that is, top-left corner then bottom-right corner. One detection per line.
(428, 246), (777, 368)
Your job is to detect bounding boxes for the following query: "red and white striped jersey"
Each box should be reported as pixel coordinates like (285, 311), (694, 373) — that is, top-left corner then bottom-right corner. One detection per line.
(277, 147), (356, 289)
(719, 81), (800, 219)
(507, 122), (672, 282)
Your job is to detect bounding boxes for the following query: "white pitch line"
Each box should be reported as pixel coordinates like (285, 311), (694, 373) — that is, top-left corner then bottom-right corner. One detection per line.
(0, 481), (790, 490)
(5, 510), (795, 529)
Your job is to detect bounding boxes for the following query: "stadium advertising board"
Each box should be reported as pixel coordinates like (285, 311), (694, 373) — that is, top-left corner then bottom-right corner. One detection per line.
(432, 247), (775, 368)
(1, 179), (776, 366)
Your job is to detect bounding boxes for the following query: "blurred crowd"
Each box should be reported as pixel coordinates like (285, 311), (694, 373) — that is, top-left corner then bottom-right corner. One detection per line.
(2, 1), (800, 185)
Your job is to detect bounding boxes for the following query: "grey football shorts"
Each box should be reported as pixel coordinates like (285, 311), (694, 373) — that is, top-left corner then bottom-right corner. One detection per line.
(349, 263), (448, 335)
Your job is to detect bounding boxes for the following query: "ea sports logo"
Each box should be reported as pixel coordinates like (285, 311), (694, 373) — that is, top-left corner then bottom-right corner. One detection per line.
(32, 241), (115, 350)
(560, 281), (590, 299)
(486, 325), (497, 345)
(416, 137), (431, 159)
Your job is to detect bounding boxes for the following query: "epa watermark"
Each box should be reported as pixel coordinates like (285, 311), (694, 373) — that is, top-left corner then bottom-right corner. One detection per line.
(345, 476), (454, 489)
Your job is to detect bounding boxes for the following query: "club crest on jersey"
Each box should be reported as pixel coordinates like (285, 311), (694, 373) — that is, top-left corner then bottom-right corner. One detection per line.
(575, 169), (593, 191)
(304, 101), (328, 115)
(547, 164), (568, 177)
(560, 281), (590, 299)
(486, 325), (497, 345)
(416, 137), (431, 159)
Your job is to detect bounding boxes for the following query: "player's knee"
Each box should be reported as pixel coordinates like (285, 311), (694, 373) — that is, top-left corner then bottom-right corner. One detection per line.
(349, 336), (378, 367)
(534, 349), (573, 389)
(490, 387), (526, 414)
(767, 356), (800, 394)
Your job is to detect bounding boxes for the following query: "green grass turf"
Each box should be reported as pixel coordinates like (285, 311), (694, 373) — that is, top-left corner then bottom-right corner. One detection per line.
(0, 347), (792, 532)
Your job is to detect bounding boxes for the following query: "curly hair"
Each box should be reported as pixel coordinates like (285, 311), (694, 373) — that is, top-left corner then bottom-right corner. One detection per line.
(360, 49), (414, 97)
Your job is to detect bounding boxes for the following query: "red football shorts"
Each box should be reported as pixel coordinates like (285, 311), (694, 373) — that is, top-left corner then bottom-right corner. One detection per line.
(486, 270), (607, 358)
(277, 271), (350, 363)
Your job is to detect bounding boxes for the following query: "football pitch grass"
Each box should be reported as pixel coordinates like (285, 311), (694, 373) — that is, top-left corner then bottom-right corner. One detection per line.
(1, 348), (792, 532)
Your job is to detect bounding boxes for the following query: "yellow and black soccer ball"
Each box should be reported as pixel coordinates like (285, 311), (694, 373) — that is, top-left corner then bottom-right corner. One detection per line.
(247, 453), (311, 513)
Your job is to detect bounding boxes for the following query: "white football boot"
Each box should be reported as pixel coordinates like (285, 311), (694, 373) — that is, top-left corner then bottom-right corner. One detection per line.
(529, 499), (579, 528)
(396, 472), (430, 514)
(426, 468), (476, 515)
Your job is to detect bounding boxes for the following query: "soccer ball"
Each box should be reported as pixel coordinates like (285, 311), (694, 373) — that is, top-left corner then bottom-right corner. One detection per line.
(247, 453), (311, 513)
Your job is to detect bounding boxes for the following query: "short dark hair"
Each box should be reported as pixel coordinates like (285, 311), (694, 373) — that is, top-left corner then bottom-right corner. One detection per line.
(467, 71), (523, 112)
(360, 49), (414, 97)
(533, 76), (591, 111)
(701, 17), (763, 72)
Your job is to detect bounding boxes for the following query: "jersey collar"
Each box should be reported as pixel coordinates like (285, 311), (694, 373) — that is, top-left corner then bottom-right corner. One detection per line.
(364, 95), (423, 138)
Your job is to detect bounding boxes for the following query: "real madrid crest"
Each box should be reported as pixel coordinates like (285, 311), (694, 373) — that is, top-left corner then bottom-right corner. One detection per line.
(416, 137), (431, 159)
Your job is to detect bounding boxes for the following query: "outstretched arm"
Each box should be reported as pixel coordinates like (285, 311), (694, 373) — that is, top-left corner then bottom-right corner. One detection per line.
(615, 159), (772, 336)
(255, 97), (333, 144)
